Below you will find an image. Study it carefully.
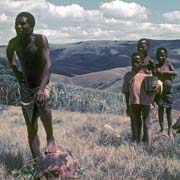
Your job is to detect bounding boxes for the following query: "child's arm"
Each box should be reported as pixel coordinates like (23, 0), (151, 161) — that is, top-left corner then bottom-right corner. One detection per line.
(156, 62), (177, 76)
(157, 69), (177, 76)
(122, 72), (131, 116)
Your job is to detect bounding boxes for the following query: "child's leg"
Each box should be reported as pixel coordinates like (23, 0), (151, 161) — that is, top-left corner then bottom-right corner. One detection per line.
(131, 104), (141, 143)
(130, 115), (136, 141)
(142, 105), (151, 147)
(158, 106), (164, 132)
(166, 107), (172, 136)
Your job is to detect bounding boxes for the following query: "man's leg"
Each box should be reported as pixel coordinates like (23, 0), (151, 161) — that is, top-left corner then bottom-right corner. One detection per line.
(142, 105), (151, 147)
(158, 106), (164, 133)
(39, 104), (56, 153)
(166, 107), (172, 137)
(22, 106), (42, 159)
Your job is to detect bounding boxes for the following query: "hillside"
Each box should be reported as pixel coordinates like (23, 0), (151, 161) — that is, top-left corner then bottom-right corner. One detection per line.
(0, 106), (180, 179)
(50, 40), (180, 76)
(1, 40), (180, 110)
(1, 39), (176, 92)
(51, 67), (130, 93)
(50, 40), (134, 76)
(2, 40), (180, 77)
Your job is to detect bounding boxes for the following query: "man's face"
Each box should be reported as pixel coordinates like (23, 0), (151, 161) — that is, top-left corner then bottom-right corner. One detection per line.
(15, 16), (33, 38)
(132, 55), (142, 72)
(157, 49), (167, 64)
(137, 40), (149, 55)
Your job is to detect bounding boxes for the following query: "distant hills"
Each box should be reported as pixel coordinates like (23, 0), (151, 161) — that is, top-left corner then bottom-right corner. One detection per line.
(49, 40), (180, 93)
(50, 40), (133, 76)
(1, 39), (180, 93)
(50, 67), (130, 93)
(50, 40), (180, 77)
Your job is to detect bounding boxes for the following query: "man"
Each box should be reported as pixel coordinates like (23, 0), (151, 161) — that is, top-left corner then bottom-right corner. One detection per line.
(154, 48), (177, 137)
(6, 12), (56, 160)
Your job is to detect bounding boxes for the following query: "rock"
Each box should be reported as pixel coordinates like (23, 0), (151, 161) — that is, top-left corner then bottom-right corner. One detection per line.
(99, 124), (121, 147)
(172, 117), (180, 130)
(172, 117), (180, 134)
(103, 124), (115, 133)
(36, 145), (79, 179)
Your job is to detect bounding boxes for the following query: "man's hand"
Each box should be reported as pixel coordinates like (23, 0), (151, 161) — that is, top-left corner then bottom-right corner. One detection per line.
(36, 89), (46, 106)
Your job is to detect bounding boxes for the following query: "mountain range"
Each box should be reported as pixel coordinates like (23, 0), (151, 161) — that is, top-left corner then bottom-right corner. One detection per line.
(48, 40), (180, 93)
(1, 39), (180, 93)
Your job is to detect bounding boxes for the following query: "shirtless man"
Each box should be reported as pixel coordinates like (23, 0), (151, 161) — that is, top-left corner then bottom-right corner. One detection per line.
(6, 12), (56, 160)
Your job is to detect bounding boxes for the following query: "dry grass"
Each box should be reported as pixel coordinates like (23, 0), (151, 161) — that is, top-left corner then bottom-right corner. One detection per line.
(0, 106), (180, 180)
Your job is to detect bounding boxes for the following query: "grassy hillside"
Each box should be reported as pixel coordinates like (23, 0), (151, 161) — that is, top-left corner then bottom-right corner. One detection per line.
(0, 106), (180, 179)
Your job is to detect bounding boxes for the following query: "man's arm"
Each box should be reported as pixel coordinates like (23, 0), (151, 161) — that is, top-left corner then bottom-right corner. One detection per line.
(39, 35), (51, 91)
(6, 40), (24, 84)
(36, 35), (52, 104)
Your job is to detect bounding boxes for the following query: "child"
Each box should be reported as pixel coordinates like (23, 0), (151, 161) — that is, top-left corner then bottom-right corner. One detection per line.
(122, 57), (137, 141)
(122, 52), (159, 146)
(137, 38), (155, 74)
(154, 48), (177, 137)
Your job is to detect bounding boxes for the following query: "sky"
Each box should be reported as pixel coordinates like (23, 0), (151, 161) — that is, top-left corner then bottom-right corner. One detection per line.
(1, 0), (180, 44)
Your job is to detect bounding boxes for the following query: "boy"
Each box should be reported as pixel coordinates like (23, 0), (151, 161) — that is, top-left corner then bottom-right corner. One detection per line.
(122, 61), (136, 141)
(137, 38), (155, 73)
(154, 48), (177, 137)
(123, 52), (159, 146)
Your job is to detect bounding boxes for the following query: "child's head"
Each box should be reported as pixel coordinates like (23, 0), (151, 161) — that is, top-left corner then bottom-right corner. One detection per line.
(156, 47), (167, 65)
(131, 52), (143, 72)
(137, 38), (150, 57)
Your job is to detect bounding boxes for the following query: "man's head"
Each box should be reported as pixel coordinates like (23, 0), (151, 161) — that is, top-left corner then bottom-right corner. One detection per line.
(156, 47), (167, 65)
(15, 12), (35, 38)
(131, 52), (143, 72)
(137, 38), (150, 57)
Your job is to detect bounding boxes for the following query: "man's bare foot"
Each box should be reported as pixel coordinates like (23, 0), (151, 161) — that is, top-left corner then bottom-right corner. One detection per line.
(45, 140), (56, 154)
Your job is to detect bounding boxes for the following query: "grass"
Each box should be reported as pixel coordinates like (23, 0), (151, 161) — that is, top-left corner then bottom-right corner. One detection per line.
(0, 106), (180, 179)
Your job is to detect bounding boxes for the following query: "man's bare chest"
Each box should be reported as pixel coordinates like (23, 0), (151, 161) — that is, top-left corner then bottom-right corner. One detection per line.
(15, 43), (40, 64)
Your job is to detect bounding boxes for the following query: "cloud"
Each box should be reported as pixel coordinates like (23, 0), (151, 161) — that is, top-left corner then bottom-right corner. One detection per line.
(163, 11), (180, 22)
(0, 13), (8, 22)
(1, 0), (180, 45)
(48, 4), (86, 19)
(100, 0), (149, 21)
